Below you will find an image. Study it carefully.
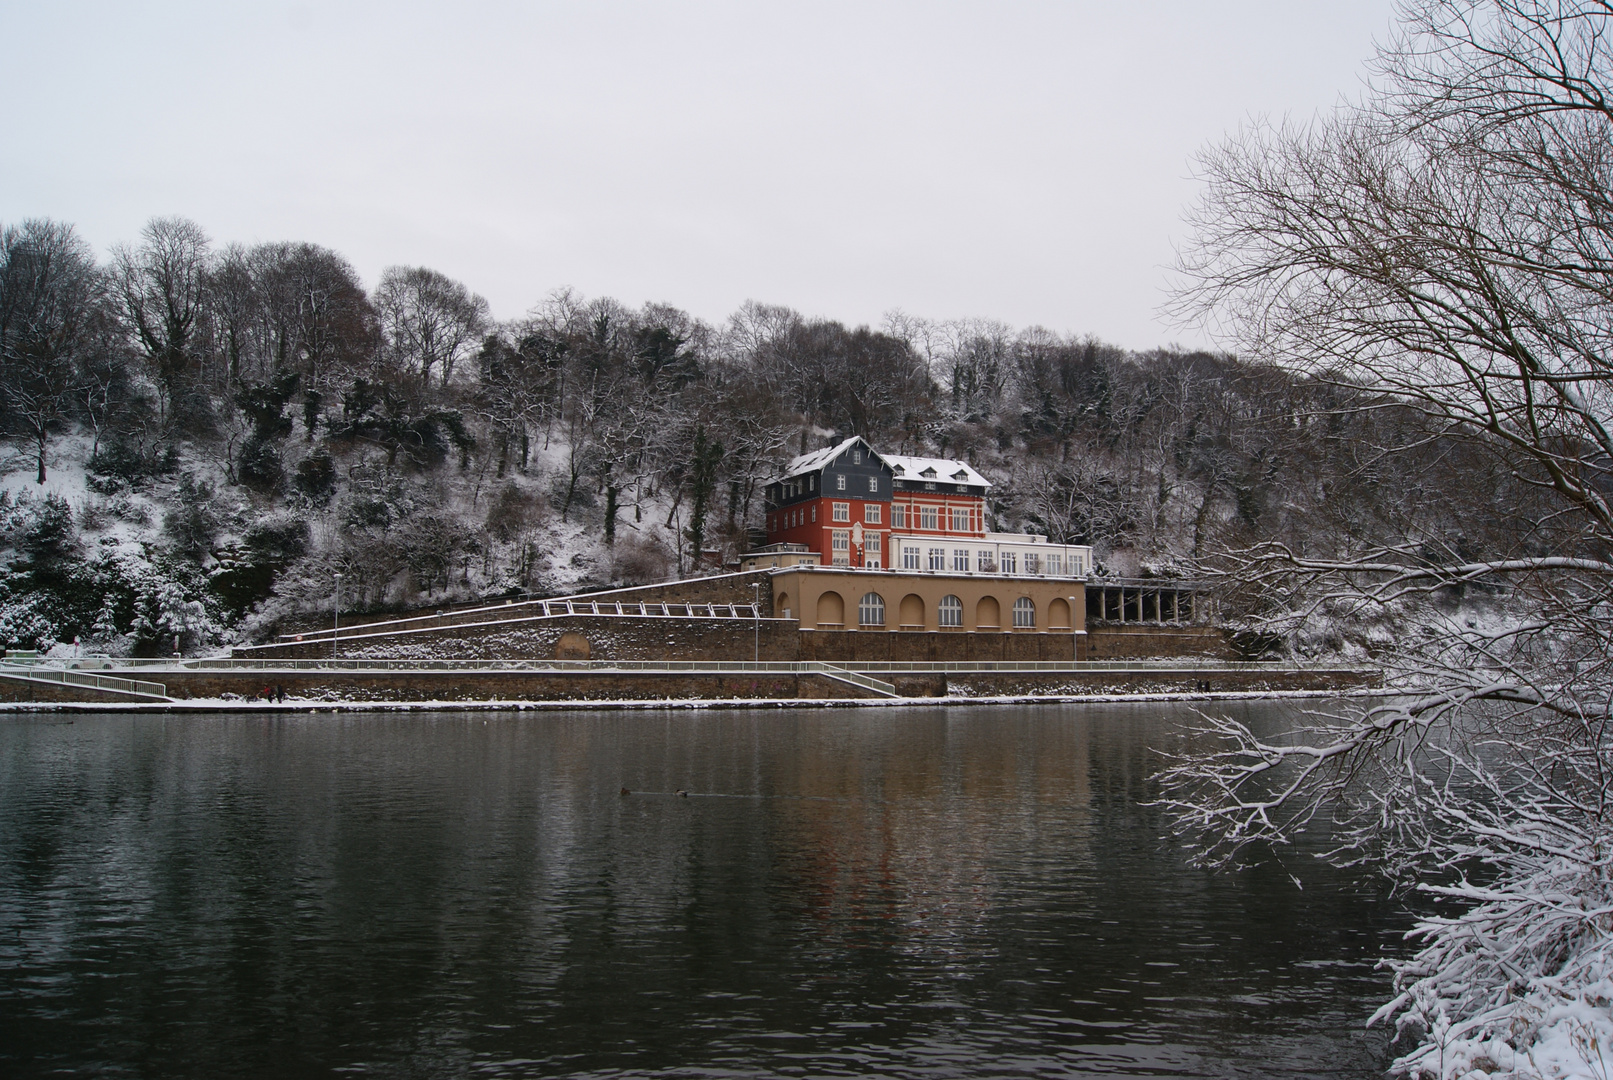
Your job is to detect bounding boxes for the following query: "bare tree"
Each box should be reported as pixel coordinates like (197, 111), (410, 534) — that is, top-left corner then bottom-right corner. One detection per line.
(0, 220), (102, 482)
(1164, 2), (1613, 1074)
(252, 243), (378, 393)
(110, 217), (211, 427)
(374, 266), (490, 388)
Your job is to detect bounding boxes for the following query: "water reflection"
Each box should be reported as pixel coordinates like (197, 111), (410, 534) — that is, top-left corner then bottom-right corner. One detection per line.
(0, 704), (1405, 1078)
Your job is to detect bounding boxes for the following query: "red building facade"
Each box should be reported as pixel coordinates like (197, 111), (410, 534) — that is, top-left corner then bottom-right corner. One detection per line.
(762, 437), (992, 568)
(759, 437), (1094, 580)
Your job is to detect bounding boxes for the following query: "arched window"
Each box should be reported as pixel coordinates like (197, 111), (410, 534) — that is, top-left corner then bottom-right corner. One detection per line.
(1013, 597), (1036, 628)
(938, 594), (963, 627)
(858, 592), (886, 627)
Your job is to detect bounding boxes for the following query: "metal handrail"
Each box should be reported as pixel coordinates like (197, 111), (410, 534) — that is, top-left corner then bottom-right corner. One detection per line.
(0, 663), (167, 698)
(266, 602), (775, 647)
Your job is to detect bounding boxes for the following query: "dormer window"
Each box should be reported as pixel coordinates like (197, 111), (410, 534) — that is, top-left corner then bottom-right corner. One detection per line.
(920, 467), (937, 479)
(951, 470), (969, 481)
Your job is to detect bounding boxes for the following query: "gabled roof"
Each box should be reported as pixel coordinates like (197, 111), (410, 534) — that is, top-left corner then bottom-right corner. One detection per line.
(883, 454), (991, 489)
(769, 440), (991, 490)
(774, 436), (876, 484)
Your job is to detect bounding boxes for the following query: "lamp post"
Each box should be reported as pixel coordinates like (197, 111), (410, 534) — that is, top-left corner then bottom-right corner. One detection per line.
(332, 572), (343, 661)
(1070, 594), (1082, 662)
(749, 581), (762, 664)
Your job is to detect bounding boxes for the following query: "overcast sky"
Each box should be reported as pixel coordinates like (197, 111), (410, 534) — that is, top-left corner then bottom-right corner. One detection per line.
(2, 1), (1398, 350)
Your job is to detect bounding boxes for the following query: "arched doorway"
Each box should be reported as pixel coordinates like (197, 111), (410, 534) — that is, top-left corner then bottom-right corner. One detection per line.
(776, 592), (791, 619)
(1049, 597), (1071, 629)
(899, 594), (925, 629)
(816, 591), (845, 628)
(976, 595), (1001, 629)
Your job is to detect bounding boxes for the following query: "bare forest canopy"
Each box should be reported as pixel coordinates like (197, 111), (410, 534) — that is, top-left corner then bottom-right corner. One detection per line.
(0, 212), (1535, 653)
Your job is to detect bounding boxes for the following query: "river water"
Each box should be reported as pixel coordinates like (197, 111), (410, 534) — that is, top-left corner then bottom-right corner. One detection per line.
(0, 704), (1408, 1078)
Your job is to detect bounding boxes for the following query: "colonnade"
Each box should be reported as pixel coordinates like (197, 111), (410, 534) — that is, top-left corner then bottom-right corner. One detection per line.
(1086, 583), (1209, 625)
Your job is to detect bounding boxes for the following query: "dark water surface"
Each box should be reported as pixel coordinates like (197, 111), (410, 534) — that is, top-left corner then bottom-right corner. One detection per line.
(0, 704), (1406, 1078)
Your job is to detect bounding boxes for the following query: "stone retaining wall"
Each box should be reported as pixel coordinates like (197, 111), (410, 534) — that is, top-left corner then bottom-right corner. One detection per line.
(145, 668), (871, 702)
(797, 630), (1075, 663)
(948, 667), (1378, 695)
(126, 665), (1376, 703)
(1083, 625), (1238, 660)
(0, 674), (161, 703)
(273, 571), (777, 638)
(251, 613), (801, 663)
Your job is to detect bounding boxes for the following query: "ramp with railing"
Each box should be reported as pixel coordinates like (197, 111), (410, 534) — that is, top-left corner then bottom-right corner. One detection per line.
(0, 663), (169, 701)
(255, 600), (772, 655)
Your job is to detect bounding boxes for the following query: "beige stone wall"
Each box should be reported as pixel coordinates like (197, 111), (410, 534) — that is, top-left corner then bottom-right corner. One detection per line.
(770, 568), (1086, 635)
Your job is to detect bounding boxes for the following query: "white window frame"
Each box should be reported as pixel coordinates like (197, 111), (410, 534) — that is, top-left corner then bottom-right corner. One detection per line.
(867, 476), (877, 493)
(927, 547), (946, 571)
(939, 595), (963, 627)
(832, 502), (850, 522)
(836, 475), (846, 491)
(831, 530), (850, 565)
(951, 508), (970, 531)
(902, 545), (920, 570)
(864, 504), (881, 524)
(891, 504), (907, 528)
(1001, 551), (1017, 574)
(1025, 552), (1041, 575)
(865, 532), (881, 553)
(953, 549), (968, 572)
(920, 506), (939, 530)
(1013, 597), (1036, 628)
(858, 592), (885, 626)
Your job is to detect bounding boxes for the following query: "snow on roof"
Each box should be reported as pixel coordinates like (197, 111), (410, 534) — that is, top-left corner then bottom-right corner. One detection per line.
(769, 439), (992, 489)
(775, 436), (867, 483)
(883, 454), (991, 488)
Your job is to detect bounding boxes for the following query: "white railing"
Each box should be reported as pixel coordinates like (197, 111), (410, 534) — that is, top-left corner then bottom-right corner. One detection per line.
(796, 662), (898, 696)
(0, 663), (168, 698)
(272, 602), (769, 645)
